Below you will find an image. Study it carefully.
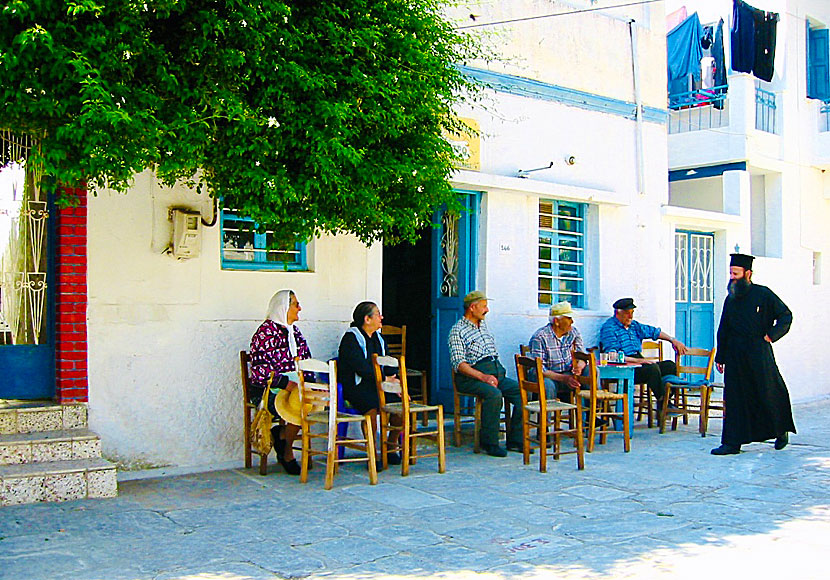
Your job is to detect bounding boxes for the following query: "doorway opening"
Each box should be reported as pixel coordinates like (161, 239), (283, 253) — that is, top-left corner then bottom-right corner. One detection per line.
(382, 228), (432, 373)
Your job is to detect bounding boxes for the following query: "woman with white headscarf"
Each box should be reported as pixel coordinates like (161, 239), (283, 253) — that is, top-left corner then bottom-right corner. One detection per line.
(249, 289), (311, 475)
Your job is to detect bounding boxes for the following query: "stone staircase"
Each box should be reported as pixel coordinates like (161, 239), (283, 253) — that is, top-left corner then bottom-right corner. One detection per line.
(0, 401), (117, 506)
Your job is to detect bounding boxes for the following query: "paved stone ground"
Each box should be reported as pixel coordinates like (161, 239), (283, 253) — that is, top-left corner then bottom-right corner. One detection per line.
(2, 398), (830, 580)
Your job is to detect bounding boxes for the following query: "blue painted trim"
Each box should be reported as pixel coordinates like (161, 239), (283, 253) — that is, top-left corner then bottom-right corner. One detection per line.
(220, 209), (308, 271)
(669, 161), (747, 182)
(459, 65), (669, 125)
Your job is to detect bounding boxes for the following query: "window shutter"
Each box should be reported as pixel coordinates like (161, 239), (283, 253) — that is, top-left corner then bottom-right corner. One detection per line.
(808, 28), (830, 100)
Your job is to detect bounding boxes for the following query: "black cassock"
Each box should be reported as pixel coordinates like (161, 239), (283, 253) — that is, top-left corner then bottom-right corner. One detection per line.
(715, 283), (795, 446)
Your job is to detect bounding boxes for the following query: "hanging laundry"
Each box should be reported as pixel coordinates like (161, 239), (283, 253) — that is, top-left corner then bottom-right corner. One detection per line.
(731, 0), (779, 81)
(713, 19), (728, 89)
(753, 10), (779, 82)
(701, 57), (716, 89)
(668, 12), (704, 84)
(731, 0), (758, 73)
(666, 6), (688, 33)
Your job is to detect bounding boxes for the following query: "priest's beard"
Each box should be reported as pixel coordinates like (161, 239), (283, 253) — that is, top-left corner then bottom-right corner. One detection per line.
(728, 277), (750, 297)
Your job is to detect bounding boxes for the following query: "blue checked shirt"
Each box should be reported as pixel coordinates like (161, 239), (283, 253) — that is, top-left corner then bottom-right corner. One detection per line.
(448, 317), (499, 371)
(599, 316), (661, 355)
(529, 324), (584, 374)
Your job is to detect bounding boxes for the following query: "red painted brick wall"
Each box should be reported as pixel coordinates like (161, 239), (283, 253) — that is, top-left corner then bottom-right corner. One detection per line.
(55, 187), (88, 402)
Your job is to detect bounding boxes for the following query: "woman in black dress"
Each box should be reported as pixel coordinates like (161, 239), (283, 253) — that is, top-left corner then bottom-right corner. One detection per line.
(338, 301), (403, 464)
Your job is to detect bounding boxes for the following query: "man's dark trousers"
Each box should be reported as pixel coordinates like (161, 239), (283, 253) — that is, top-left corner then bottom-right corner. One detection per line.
(633, 360), (677, 402)
(454, 359), (522, 447)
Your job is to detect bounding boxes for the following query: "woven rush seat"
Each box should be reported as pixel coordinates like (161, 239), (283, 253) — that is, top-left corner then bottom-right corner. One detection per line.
(525, 399), (576, 414)
(373, 354), (446, 476)
(578, 389), (626, 400)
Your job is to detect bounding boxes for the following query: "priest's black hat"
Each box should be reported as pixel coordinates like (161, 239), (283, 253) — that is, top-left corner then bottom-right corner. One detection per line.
(730, 253), (755, 270)
(612, 297), (636, 310)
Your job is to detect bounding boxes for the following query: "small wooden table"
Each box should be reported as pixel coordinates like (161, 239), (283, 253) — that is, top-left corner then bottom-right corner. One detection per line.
(596, 363), (640, 433)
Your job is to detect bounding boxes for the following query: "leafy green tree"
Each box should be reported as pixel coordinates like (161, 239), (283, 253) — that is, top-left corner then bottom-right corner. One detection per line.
(0, 0), (479, 243)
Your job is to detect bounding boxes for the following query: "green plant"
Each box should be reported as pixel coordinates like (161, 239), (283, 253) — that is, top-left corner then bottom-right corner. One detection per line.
(1, 0), (481, 244)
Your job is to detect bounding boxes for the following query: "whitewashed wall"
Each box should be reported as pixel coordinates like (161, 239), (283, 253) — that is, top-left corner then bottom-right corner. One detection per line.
(87, 170), (382, 468)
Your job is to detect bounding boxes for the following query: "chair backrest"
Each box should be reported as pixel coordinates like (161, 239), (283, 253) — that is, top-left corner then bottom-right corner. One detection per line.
(519, 344), (531, 356)
(373, 354), (409, 411)
(675, 347), (716, 380)
(515, 354), (548, 412)
(296, 357), (338, 422)
(381, 324), (406, 358)
(641, 340), (663, 362)
(240, 351), (253, 403)
(573, 351), (599, 395)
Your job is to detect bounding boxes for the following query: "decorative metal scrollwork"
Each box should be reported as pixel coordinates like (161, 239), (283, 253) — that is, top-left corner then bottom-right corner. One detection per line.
(440, 211), (459, 297)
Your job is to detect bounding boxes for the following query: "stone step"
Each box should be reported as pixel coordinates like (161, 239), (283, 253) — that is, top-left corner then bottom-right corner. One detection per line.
(0, 458), (117, 506)
(0, 401), (88, 434)
(0, 428), (102, 466)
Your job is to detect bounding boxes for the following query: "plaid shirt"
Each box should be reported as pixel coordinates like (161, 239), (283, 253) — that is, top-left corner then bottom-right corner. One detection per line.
(529, 324), (584, 374)
(448, 316), (499, 371)
(599, 316), (660, 355)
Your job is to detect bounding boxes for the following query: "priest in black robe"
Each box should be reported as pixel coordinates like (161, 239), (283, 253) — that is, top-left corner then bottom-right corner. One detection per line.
(711, 253), (796, 455)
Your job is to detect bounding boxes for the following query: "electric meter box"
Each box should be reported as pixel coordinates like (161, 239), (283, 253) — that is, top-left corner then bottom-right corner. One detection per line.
(172, 209), (202, 258)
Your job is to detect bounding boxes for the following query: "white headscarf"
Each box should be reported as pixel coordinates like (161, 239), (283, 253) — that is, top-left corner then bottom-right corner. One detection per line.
(266, 289), (298, 357)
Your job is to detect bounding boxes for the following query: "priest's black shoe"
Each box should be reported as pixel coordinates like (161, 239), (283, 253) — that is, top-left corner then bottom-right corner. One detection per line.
(386, 452), (402, 465)
(774, 432), (789, 450)
(481, 444), (508, 457)
(710, 444), (741, 455)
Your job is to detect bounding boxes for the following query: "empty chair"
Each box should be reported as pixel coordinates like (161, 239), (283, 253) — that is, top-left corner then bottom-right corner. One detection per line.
(659, 347), (716, 436)
(575, 351), (630, 453)
(296, 357), (377, 490)
(381, 324), (430, 425)
(373, 354), (446, 475)
(515, 354), (584, 471)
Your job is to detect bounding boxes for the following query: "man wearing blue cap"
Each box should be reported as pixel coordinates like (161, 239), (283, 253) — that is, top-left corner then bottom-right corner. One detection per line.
(711, 253), (795, 455)
(599, 297), (688, 411)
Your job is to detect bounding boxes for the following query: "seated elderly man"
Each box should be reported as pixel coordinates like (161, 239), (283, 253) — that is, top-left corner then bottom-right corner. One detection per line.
(528, 301), (586, 400)
(448, 290), (523, 457)
(599, 297), (687, 409)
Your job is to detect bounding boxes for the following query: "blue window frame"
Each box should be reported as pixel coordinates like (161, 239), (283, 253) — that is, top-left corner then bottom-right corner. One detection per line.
(538, 200), (585, 309)
(807, 25), (830, 101)
(221, 208), (307, 271)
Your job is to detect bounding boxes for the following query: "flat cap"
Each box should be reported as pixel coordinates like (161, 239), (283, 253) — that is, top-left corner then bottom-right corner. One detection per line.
(612, 297), (636, 310)
(463, 290), (490, 307)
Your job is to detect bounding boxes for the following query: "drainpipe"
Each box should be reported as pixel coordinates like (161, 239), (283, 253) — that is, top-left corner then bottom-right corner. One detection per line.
(629, 19), (645, 196)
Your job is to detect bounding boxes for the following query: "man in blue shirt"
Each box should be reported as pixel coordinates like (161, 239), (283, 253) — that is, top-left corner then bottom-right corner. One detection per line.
(599, 297), (687, 408)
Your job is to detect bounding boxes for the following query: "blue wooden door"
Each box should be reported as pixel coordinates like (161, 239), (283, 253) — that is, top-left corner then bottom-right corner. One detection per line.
(430, 192), (479, 410)
(674, 231), (715, 354)
(0, 161), (55, 400)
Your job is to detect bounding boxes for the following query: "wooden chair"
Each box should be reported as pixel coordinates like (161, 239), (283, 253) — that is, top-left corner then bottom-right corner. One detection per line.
(659, 347), (716, 436)
(381, 325), (430, 426)
(373, 354), (446, 476)
(519, 344), (531, 356)
(240, 350), (269, 475)
(451, 368), (512, 452)
(296, 358), (377, 490)
(575, 351), (630, 453)
(515, 355), (584, 471)
(452, 368), (482, 452)
(634, 340), (664, 427)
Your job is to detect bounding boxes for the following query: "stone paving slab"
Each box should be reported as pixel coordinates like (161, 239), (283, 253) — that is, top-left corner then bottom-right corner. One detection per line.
(1, 398), (830, 579)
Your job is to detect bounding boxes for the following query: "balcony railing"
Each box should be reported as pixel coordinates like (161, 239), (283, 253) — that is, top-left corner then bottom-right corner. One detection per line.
(820, 101), (830, 133)
(668, 86), (728, 134)
(755, 84), (777, 134)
